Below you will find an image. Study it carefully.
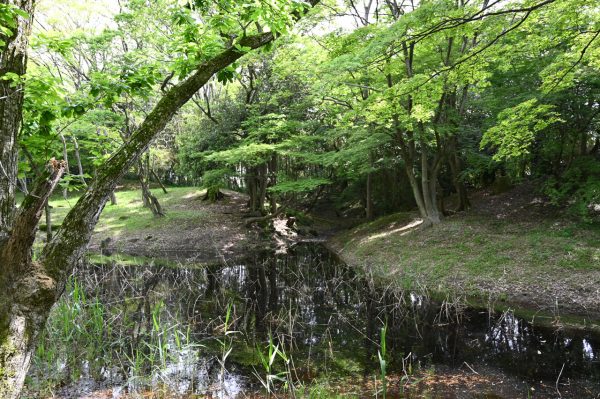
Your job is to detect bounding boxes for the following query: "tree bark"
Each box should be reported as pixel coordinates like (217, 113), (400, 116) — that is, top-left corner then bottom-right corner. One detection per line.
(257, 162), (268, 214)
(0, 3), (319, 395)
(71, 135), (87, 187)
(448, 153), (470, 212)
(365, 152), (374, 220)
(420, 148), (441, 225)
(138, 160), (164, 217)
(44, 204), (52, 242)
(0, 160), (66, 399)
(109, 191), (117, 205)
(58, 133), (70, 199)
(0, 0), (35, 241)
(151, 168), (168, 194)
(268, 154), (277, 214)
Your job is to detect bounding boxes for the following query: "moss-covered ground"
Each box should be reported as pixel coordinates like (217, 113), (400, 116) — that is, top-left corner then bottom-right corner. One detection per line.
(329, 188), (600, 319)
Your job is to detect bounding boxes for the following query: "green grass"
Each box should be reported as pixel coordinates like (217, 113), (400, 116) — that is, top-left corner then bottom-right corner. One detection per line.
(330, 212), (600, 314)
(37, 186), (207, 237)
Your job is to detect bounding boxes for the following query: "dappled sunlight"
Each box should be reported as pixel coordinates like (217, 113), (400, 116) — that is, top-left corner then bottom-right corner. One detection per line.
(182, 189), (205, 199)
(365, 218), (423, 242)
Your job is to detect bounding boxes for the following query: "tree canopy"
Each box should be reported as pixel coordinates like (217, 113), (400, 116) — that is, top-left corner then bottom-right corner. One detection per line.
(1, 0), (599, 396)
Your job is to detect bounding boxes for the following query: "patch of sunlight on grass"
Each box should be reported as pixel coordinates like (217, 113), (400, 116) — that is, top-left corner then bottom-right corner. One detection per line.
(182, 189), (206, 199)
(365, 219), (423, 242)
(45, 186), (205, 235)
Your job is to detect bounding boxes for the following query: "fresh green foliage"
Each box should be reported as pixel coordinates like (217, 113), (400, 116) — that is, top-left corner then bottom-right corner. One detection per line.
(481, 99), (562, 162)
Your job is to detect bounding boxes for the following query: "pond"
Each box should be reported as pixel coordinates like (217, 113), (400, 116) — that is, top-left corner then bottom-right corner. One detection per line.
(26, 243), (600, 398)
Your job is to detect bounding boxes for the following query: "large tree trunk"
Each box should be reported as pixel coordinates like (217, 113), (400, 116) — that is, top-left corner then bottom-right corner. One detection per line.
(268, 154), (277, 214)
(0, 0), (35, 241)
(0, 160), (66, 399)
(247, 165), (258, 212)
(401, 152), (442, 226)
(257, 162), (268, 214)
(420, 149), (441, 225)
(448, 154), (470, 212)
(0, 30), (281, 397)
(0, 3), (39, 394)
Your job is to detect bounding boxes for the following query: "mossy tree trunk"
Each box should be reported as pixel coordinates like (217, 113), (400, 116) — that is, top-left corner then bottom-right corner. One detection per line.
(0, 0), (34, 241)
(0, 161), (66, 399)
(0, 1), (37, 394)
(0, 27), (280, 398)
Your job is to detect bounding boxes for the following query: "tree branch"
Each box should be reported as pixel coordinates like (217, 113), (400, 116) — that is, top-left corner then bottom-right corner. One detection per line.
(38, 15), (326, 285)
(1, 159), (66, 272)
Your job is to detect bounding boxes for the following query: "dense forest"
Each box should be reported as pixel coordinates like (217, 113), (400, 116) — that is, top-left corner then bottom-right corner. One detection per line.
(0, 0), (599, 398)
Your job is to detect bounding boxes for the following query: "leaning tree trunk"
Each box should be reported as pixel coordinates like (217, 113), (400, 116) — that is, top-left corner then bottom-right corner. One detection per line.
(0, 30), (281, 398)
(151, 168), (168, 194)
(0, 161), (66, 399)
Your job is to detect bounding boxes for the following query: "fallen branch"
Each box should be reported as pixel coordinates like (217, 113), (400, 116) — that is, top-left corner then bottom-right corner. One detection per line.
(244, 206), (287, 227)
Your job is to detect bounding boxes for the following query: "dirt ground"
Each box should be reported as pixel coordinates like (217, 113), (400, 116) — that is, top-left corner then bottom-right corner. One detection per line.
(86, 189), (271, 265)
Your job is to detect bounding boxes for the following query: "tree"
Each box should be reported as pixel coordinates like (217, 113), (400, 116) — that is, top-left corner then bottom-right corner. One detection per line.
(0, 0), (319, 396)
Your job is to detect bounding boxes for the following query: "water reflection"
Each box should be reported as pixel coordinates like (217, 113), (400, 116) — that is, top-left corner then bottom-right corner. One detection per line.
(28, 244), (600, 398)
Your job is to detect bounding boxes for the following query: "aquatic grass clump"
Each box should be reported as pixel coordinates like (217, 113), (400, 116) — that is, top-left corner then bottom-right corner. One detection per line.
(254, 332), (292, 396)
(24, 243), (600, 398)
(28, 276), (110, 391)
(27, 270), (207, 395)
(377, 322), (387, 399)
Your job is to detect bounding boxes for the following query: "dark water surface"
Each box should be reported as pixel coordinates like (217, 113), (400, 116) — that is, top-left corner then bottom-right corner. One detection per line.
(27, 243), (600, 398)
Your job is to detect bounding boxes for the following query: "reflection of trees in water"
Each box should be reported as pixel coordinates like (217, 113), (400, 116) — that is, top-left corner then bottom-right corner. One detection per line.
(486, 312), (530, 353)
(480, 310), (599, 380)
(34, 245), (600, 395)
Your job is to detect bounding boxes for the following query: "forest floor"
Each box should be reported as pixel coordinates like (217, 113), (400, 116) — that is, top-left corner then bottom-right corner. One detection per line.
(41, 183), (600, 319)
(44, 186), (271, 266)
(328, 184), (600, 321)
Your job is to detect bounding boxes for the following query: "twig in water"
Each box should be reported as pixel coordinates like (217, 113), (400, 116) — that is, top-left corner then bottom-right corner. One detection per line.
(555, 363), (565, 397)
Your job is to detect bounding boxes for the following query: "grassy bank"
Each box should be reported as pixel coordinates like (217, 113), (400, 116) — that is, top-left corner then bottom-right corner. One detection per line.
(44, 186), (208, 236)
(329, 205), (600, 320)
(31, 186), (263, 264)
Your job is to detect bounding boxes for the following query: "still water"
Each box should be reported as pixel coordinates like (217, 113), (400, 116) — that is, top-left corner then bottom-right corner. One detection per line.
(26, 244), (600, 398)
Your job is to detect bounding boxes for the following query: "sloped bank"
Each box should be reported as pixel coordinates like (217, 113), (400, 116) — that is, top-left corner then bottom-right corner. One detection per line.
(326, 189), (600, 323)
